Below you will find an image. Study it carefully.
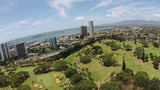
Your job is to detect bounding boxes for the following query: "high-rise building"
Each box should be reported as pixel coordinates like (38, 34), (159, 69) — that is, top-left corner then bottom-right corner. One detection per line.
(0, 43), (11, 60)
(50, 37), (58, 49)
(89, 21), (94, 38)
(15, 43), (27, 58)
(80, 26), (88, 37)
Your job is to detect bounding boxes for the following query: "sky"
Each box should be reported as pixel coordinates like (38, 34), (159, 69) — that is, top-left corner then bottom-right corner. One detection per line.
(0, 0), (160, 43)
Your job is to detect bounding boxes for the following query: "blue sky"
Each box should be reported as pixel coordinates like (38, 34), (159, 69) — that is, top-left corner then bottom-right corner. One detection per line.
(0, 0), (160, 43)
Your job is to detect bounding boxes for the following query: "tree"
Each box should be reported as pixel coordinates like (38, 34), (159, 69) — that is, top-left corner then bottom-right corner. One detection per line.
(123, 42), (125, 48)
(80, 56), (91, 64)
(134, 47), (144, 60)
(64, 68), (78, 78)
(33, 64), (51, 74)
(134, 38), (137, 45)
(145, 54), (149, 62)
(75, 80), (97, 90)
(100, 82), (120, 90)
(142, 42), (149, 47)
(152, 61), (159, 69)
(11, 71), (30, 88)
(125, 45), (132, 51)
(53, 61), (68, 71)
(150, 53), (154, 61)
(17, 85), (31, 90)
(116, 71), (133, 84)
(122, 56), (126, 71)
(142, 50), (145, 63)
(144, 77), (160, 90)
(70, 74), (83, 85)
(111, 54), (118, 66)
(134, 71), (149, 87)
(0, 75), (10, 89)
(153, 42), (159, 48)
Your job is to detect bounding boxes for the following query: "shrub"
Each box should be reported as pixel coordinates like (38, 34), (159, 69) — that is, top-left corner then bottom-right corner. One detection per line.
(80, 56), (91, 64)
(53, 61), (68, 71)
(64, 68), (78, 78)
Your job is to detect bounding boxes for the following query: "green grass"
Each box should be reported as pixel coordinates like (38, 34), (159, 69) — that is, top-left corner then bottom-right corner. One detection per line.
(4, 66), (68, 90)
(3, 40), (160, 90)
(63, 40), (160, 86)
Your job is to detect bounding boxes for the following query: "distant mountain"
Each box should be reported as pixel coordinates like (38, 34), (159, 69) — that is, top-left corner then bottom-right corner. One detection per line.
(102, 20), (160, 27)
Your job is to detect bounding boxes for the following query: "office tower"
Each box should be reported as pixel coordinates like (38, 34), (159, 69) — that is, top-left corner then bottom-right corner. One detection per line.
(16, 43), (27, 58)
(89, 21), (94, 38)
(0, 43), (11, 60)
(50, 37), (58, 49)
(80, 26), (88, 37)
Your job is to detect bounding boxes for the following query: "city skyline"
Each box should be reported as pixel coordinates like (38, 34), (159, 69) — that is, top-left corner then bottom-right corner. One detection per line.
(0, 0), (160, 43)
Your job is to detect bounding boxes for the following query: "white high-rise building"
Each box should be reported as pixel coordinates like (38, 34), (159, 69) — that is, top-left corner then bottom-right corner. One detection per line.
(0, 43), (11, 60)
(89, 21), (94, 38)
(50, 37), (58, 49)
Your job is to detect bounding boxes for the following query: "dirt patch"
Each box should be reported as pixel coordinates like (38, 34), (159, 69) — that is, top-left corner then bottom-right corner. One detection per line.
(34, 84), (43, 88)
(53, 74), (61, 84)
(34, 84), (38, 87)
(56, 78), (61, 83)
(53, 74), (58, 78)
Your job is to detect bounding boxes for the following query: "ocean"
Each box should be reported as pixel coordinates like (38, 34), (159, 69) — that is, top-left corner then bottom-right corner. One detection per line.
(8, 26), (114, 46)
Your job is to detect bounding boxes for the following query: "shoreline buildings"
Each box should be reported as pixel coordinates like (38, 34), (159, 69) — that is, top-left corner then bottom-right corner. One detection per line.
(15, 43), (27, 58)
(0, 43), (11, 60)
(80, 26), (88, 37)
(89, 21), (94, 38)
(50, 37), (58, 49)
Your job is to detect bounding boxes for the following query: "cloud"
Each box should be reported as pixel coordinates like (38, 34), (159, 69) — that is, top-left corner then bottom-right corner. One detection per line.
(104, 1), (160, 19)
(106, 12), (123, 17)
(47, 0), (86, 17)
(75, 16), (84, 21)
(32, 20), (43, 25)
(14, 20), (29, 25)
(32, 19), (51, 25)
(153, 13), (160, 17)
(90, 0), (112, 11)
(90, 0), (129, 11)
(0, 29), (5, 32)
